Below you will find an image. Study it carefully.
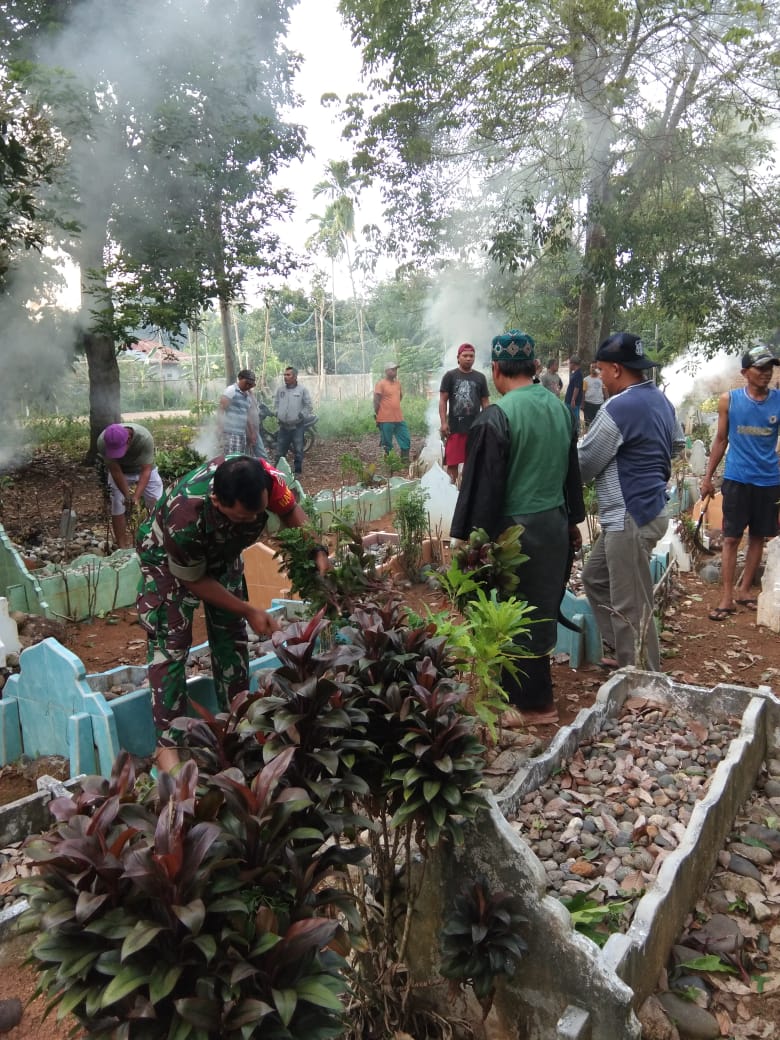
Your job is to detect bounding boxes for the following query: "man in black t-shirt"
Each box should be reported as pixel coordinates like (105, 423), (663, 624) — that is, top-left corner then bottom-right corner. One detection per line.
(439, 343), (490, 483)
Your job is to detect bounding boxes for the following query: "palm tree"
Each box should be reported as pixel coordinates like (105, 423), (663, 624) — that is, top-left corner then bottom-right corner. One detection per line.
(309, 159), (367, 373)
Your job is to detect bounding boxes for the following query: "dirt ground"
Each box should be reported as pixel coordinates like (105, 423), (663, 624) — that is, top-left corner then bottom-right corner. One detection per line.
(4, 430), (780, 753)
(3, 435), (780, 1039)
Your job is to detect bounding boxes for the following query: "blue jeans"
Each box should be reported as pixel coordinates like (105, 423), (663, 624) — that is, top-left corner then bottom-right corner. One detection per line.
(276, 424), (305, 474)
(378, 421), (411, 456)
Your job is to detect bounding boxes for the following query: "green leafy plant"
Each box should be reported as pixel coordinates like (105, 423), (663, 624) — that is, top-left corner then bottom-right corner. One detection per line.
(440, 881), (528, 1017)
(181, 598), (486, 1039)
(154, 444), (206, 483)
(274, 518), (393, 620)
(384, 449), (404, 478)
(561, 889), (631, 947)
(0, 475), (15, 518)
(273, 525), (327, 606)
(393, 484), (429, 578)
(431, 589), (536, 735)
(438, 525), (528, 612)
(339, 453), (381, 487)
(582, 480), (600, 557)
(19, 751), (353, 1040)
(677, 954), (738, 975)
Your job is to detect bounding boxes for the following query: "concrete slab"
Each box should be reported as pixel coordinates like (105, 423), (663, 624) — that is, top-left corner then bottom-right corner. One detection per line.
(412, 669), (780, 1039)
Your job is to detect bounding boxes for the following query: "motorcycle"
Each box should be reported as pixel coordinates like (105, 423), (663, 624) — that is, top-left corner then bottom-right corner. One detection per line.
(256, 400), (318, 459)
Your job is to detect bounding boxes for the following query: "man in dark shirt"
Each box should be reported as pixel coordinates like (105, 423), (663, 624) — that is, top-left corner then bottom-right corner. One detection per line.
(564, 356), (583, 429)
(439, 343), (490, 483)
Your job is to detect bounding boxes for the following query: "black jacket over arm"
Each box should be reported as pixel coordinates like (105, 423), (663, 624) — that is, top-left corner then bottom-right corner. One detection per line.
(450, 405), (585, 541)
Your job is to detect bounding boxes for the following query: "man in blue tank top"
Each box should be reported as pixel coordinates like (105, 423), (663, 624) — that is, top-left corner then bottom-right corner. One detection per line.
(701, 344), (780, 621)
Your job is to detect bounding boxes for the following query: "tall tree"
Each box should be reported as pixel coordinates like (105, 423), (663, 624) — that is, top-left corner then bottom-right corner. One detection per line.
(340, 0), (780, 357)
(310, 159), (368, 372)
(4, 0), (306, 452)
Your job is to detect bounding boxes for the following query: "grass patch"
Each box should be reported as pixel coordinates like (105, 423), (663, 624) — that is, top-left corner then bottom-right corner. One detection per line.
(317, 394), (429, 439)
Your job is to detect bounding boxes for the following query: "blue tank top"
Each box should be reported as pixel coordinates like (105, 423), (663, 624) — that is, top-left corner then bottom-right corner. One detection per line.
(724, 387), (780, 486)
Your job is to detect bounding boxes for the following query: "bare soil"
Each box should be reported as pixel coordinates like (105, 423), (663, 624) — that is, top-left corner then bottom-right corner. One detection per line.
(3, 435), (780, 1038)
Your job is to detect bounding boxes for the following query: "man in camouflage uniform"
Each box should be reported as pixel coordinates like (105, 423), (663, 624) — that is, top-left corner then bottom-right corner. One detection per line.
(137, 454), (327, 767)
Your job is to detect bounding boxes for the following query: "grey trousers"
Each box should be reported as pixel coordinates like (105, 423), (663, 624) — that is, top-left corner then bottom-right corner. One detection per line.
(582, 511), (668, 670)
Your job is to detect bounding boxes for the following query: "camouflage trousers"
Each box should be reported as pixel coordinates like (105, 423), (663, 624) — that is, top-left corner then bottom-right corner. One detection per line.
(137, 564), (249, 733)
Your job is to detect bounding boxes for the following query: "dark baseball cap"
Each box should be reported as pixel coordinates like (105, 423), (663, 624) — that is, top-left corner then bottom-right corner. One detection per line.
(595, 332), (658, 371)
(741, 345), (780, 369)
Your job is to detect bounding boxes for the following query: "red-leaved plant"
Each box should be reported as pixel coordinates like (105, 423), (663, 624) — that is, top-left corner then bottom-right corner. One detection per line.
(20, 750), (353, 1039)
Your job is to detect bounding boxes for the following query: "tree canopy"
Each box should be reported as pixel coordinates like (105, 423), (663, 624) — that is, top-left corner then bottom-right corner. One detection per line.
(2, 0), (308, 448)
(340, 0), (780, 357)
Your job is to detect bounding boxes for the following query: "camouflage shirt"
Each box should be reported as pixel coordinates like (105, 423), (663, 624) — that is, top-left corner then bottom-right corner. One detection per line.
(137, 455), (296, 583)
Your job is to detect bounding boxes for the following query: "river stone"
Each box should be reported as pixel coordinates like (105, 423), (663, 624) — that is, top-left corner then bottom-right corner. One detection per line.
(671, 975), (710, 1004)
(657, 993), (720, 1039)
(714, 871), (763, 897)
(637, 995), (681, 1040)
(0, 998), (22, 1032)
(724, 853), (763, 882)
(693, 914), (743, 954)
(705, 890), (734, 915)
(697, 562), (721, 584)
(741, 823), (780, 854)
(728, 841), (773, 866)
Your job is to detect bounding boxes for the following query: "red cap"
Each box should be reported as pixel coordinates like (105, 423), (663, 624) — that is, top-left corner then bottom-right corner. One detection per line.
(457, 343), (475, 357)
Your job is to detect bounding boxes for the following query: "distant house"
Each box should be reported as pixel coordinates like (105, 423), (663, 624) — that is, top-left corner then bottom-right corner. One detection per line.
(120, 338), (192, 382)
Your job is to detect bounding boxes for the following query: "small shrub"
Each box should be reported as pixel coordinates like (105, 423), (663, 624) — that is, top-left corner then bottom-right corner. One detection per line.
(394, 485), (429, 577)
(155, 444), (206, 483)
(436, 525), (528, 612)
(20, 751), (353, 1040)
(440, 881), (528, 1016)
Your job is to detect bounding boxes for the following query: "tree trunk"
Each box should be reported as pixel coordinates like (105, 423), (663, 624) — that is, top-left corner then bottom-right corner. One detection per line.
(77, 217), (121, 462)
(83, 331), (121, 462)
(316, 297), (326, 396)
(342, 235), (366, 373)
(219, 296), (239, 384)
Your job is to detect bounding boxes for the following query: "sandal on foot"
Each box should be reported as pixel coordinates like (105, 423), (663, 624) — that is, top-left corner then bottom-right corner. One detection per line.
(501, 707), (559, 728)
(500, 708), (528, 730)
(708, 607), (736, 622)
(736, 598), (758, 610)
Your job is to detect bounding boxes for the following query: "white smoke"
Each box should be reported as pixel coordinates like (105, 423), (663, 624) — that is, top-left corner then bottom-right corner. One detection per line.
(417, 265), (504, 469)
(659, 348), (744, 412)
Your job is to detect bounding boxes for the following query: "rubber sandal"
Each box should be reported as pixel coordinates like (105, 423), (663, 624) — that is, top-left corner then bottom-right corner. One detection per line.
(501, 707), (559, 728)
(500, 708), (527, 730)
(708, 607), (736, 622)
(736, 598), (758, 610)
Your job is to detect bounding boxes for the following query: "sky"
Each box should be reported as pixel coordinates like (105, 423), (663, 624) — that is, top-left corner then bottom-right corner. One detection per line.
(53, 0), (370, 308)
(278, 0), (378, 281)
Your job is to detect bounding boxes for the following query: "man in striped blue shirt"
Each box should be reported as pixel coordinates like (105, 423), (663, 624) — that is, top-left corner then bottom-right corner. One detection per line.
(578, 333), (682, 671)
(217, 369), (257, 456)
